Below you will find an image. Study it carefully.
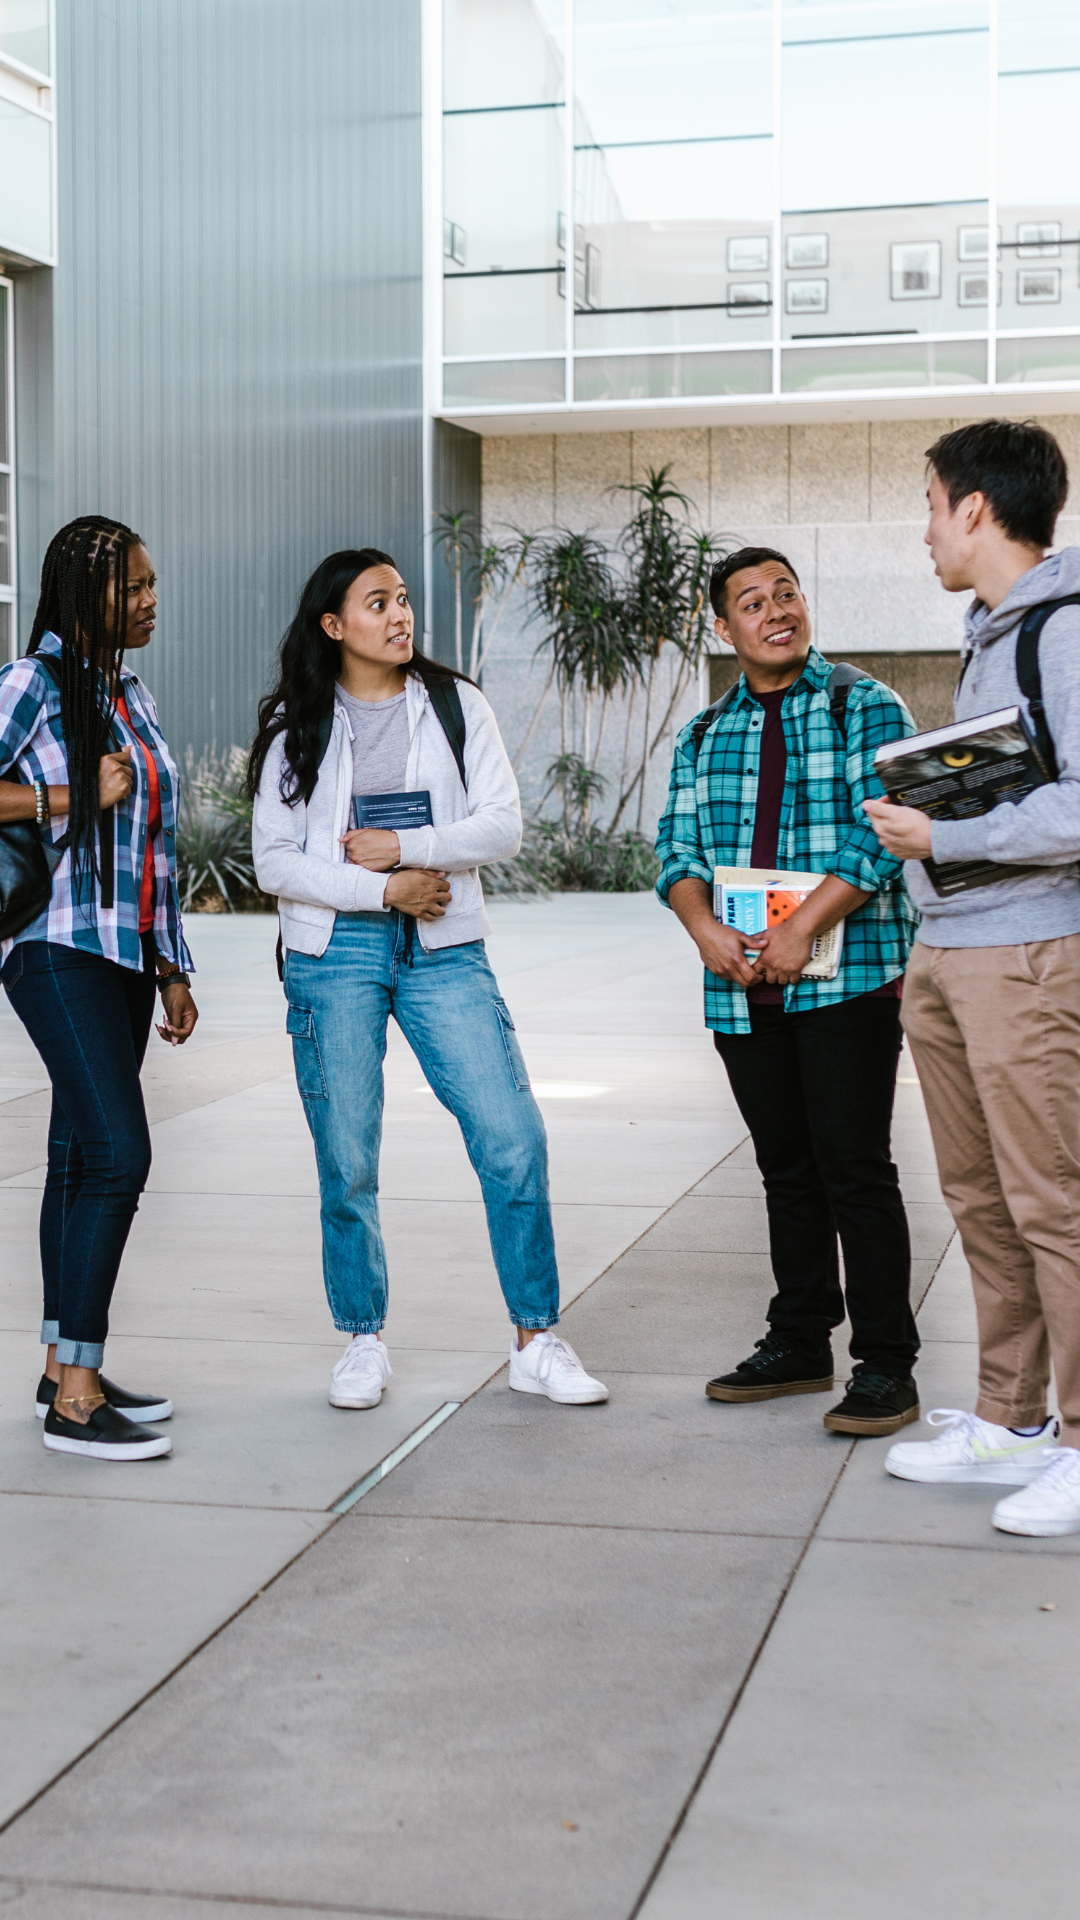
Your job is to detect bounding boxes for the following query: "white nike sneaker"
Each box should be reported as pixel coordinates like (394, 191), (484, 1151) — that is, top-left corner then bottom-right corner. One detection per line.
(329, 1334), (393, 1410)
(993, 1446), (1080, 1536)
(508, 1332), (609, 1405)
(885, 1408), (1059, 1485)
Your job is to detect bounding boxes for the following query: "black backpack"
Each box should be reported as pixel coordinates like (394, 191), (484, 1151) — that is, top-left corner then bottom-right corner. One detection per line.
(956, 593), (1080, 782)
(690, 660), (872, 760)
(275, 675), (468, 980)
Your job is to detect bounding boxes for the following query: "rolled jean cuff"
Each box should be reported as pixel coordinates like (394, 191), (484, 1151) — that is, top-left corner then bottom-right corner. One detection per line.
(40, 1320), (59, 1347)
(511, 1314), (560, 1330)
(55, 1337), (106, 1368)
(333, 1319), (386, 1336)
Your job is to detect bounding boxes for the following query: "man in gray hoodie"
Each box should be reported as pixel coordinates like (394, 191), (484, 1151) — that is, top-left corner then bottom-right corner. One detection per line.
(864, 418), (1080, 1537)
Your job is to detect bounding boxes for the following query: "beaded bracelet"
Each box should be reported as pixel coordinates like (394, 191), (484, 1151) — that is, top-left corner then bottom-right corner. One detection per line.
(33, 779), (49, 828)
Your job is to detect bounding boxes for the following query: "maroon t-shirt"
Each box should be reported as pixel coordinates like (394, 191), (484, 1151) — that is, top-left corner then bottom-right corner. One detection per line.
(743, 686), (901, 1007)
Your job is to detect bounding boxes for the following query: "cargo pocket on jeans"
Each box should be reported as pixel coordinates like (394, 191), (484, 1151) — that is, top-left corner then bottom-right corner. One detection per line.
(286, 1004), (328, 1101)
(494, 997), (530, 1093)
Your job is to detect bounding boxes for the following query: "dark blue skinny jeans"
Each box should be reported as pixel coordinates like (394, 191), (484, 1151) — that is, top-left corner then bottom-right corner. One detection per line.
(2, 935), (156, 1366)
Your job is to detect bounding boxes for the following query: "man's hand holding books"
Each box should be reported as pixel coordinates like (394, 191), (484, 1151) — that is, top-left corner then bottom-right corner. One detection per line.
(862, 797), (934, 860)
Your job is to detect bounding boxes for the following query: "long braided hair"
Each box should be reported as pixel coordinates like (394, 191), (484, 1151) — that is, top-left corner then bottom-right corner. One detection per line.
(27, 516), (142, 889)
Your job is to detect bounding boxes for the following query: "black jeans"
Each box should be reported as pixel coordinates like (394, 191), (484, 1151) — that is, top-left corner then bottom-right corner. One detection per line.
(2, 935), (156, 1366)
(713, 994), (918, 1375)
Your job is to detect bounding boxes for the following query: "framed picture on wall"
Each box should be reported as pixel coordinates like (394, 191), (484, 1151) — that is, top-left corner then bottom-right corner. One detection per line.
(958, 271), (1000, 307)
(958, 226), (990, 261)
(727, 281), (770, 311)
(727, 236), (769, 273)
(1017, 267), (1061, 303)
(1018, 222), (1061, 257)
(890, 242), (941, 300)
(785, 233), (828, 269)
(785, 279), (828, 314)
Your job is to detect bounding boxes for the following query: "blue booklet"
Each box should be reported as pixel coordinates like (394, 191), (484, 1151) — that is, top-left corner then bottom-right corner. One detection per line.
(351, 790), (433, 831)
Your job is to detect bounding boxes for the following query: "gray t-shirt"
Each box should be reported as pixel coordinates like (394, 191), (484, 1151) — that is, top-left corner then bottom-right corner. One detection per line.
(338, 687), (410, 797)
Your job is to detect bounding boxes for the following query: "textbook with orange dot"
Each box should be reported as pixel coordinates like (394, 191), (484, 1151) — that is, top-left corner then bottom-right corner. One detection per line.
(873, 706), (1052, 896)
(713, 868), (845, 982)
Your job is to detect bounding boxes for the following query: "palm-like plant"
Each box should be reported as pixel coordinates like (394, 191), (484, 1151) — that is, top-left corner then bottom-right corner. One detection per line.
(175, 746), (260, 911)
(433, 511), (533, 678)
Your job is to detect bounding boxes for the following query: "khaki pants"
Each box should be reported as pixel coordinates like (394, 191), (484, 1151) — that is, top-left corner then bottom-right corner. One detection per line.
(903, 935), (1080, 1445)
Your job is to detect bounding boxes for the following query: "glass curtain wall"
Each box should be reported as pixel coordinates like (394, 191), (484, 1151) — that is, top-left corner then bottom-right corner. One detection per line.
(441, 1), (1080, 407)
(0, 278), (14, 663)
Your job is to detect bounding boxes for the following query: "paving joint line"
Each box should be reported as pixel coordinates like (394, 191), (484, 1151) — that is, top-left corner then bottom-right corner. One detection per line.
(0, 1874), (506, 1920)
(0, 1136), (754, 1846)
(626, 1221), (962, 1916)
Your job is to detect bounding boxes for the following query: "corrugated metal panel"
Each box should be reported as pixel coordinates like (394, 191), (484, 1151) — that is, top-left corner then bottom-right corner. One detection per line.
(51, 0), (423, 756)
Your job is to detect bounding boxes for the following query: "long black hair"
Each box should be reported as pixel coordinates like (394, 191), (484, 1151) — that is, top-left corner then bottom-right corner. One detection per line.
(27, 515), (142, 887)
(246, 548), (473, 805)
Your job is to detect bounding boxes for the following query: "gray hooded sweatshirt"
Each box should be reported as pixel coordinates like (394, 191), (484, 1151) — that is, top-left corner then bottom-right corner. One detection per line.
(907, 546), (1080, 947)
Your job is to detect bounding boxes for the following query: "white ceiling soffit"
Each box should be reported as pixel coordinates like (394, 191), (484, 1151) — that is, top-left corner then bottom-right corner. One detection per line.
(437, 387), (1080, 436)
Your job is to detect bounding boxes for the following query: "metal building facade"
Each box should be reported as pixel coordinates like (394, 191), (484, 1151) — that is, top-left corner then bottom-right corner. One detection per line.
(47, 0), (424, 757)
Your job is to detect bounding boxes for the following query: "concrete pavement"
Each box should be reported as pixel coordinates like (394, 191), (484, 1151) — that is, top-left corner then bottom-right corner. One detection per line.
(0, 895), (1074, 1918)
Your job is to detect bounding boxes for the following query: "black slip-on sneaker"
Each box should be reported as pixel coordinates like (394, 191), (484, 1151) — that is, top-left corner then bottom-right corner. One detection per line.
(42, 1400), (172, 1461)
(36, 1372), (173, 1424)
(706, 1333), (834, 1403)
(823, 1367), (919, 1436)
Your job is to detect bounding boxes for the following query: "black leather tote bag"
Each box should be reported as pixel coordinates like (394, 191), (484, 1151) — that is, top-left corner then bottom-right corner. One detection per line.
(0, 655), (71, 941)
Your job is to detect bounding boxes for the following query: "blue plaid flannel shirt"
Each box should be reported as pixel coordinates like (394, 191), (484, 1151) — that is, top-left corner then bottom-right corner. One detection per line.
(655, 649), (918, 1033)
(0, 631), (192, 974)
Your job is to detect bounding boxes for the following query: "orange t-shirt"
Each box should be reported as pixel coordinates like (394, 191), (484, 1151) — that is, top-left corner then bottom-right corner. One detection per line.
(115, 693), (161, 934)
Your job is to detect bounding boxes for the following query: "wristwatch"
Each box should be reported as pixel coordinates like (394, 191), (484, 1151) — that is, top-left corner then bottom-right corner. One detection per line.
(156, 966), (191, 993)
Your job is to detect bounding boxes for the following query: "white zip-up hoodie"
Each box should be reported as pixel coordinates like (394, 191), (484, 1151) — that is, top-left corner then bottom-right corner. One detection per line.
(252, 673), (522, 956)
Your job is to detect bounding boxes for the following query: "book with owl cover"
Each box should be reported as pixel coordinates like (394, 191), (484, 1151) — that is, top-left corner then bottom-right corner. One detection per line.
(874, 706), (1053, 897)
(713, 867), (844, 981)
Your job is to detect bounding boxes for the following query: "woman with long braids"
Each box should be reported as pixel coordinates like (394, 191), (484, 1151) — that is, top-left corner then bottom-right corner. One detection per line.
(249, 548), (608, 1409)
(0, 516), (197, 1461)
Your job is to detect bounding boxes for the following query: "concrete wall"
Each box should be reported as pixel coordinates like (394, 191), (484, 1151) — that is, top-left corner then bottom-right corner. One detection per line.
(46, 0), (424, 758)
(479, 416), (1080, 828)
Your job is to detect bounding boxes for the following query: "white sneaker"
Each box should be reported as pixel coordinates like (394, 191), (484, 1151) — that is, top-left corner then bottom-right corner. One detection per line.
(885, 1408), (1059, 1485)
(329, 1334), (392, 1410)
(993, 1446), (1080, 1536)
(508, 1331), (609, 1405)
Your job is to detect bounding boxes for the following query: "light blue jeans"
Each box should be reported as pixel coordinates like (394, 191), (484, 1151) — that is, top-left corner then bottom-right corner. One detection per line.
(283, 911), (560, 1334)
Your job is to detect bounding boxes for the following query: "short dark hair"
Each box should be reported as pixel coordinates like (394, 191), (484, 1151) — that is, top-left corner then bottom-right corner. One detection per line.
(925, 419), (1068, 549)
(709, 546), (800, 618)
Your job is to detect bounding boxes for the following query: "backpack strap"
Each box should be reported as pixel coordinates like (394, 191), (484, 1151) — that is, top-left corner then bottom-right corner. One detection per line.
(824, 661), (872, 747)
(425, 677), (468, 791)
(1013, 594), (1080, 782)
(690, 661), (871, 762)
(316, 678), (468, 790)
(690, 682), (741, 759)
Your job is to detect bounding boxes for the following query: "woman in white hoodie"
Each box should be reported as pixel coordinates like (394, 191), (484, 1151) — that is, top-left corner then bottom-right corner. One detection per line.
(249, 548), (607, 1411)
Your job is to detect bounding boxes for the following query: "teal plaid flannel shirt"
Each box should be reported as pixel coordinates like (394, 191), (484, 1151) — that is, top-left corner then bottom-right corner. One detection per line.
(655, 649), (919, 1033)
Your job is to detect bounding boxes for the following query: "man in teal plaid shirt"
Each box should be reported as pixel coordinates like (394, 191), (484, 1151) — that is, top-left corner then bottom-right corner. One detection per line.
(656, 546), (920, 1437)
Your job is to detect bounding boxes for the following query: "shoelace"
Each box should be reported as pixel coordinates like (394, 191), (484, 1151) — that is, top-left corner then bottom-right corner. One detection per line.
(337, 1341), (389, 1378)
(743, 1336), (795, 1373)
(1024, 1445), (1080, 1491)
(925, 1409), (979, 1434)
(529, 1337), (579, 1384)
(847, 1369), (902, 1403)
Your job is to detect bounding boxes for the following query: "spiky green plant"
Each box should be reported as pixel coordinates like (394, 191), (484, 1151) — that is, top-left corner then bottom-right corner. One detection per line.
(175, 746), (263, 911)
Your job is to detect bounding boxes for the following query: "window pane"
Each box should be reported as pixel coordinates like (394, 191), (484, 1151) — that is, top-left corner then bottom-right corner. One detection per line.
(443, 1), (565, 359)
(0, 283), (8, 465)
(0, 99), (52, 260)
(781, 338), (987, 392)
(998, 2), (1080, 335)
(573, 1), (773, 350)
(443, 358), (565, 406)
(575, 348), (772, 401)
(781, 2), (989, 341)
(0, 474), (11, 586)
(0, 0), (50, 75)
(0, 600), (12, 665)
(996, 336), (1080, 386)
